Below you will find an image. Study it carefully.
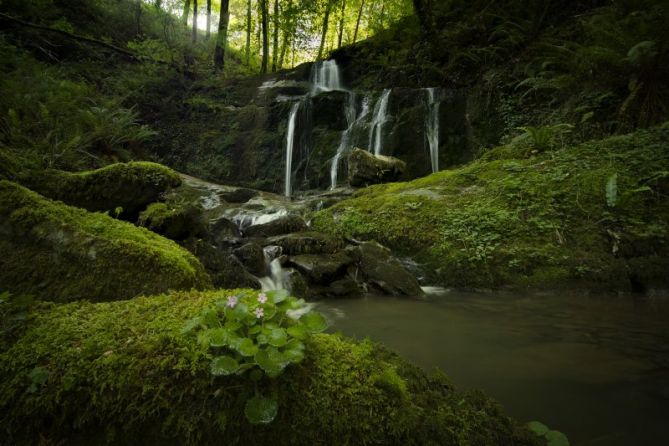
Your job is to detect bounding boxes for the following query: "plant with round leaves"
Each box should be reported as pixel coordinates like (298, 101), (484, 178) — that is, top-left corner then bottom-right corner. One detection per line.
(181, 289), (328, 424)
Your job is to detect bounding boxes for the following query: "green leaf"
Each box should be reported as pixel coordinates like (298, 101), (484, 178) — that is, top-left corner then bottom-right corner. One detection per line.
(180, 316), (202, 335)
(300, 311), (328, 333)
(211, 356), (239, 376)
(606, 173), (618, 207)
(255, 347), (288, 378)
(232, 303), (249, 319)
(268, 328), (288, 347)
(244, 395), (278, 424)
(201, 308), (219, 328)
(526, 421), (549, 436)
(286, 323), (308, 340)
(207, 328), (228, 347)
(545, 430), (570, 446)
(266, 289), (289, 303)
(236, 338), (259, 357)
(282, 339), (305, 363)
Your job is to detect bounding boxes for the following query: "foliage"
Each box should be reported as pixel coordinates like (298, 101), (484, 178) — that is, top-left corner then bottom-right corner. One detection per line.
(183, 289), (328, 424)
(510, 124), (573, 152)
(527, 421), (570, 446)
(0, 291), (34, 349)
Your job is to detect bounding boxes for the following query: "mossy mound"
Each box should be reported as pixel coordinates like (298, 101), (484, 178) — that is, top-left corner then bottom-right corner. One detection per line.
(20, 162), (181, 217)
(0, 181), (212, 302)
(313, 125), (669, 291)
(0, 291), (539, 445)
(138, 202), (207, 241)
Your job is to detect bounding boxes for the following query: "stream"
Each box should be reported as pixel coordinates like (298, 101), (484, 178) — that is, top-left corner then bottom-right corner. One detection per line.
(319, 290), (669, 446)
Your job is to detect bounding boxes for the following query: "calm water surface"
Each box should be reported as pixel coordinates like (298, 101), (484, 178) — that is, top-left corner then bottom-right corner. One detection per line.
(318, 290), (669, 446)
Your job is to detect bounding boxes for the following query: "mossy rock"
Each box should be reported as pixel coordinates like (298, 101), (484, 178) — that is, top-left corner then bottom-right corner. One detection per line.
(138, 202), (207, 241)
(20, 162), (181, 217)
(0, 181), (212, 302)
(313, 126), (669, 291)
(0, 291), (539, 445)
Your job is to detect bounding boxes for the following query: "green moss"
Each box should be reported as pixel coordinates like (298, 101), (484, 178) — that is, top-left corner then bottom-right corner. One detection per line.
(313, 125), (669, 291)
(138, 202), (206, 241)
(0, 181), (212, 302)
(0, 291), (538, 445)
(20, 162), (181, 216)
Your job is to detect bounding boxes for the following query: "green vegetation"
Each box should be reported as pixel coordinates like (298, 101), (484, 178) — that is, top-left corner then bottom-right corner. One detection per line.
(0, 181), (212, 302)
(313, 124), (669, 291)
(0, 290), (538, 445)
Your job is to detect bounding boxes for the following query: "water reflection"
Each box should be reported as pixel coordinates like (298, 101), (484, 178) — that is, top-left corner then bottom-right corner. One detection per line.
(319, 291), (669, 446)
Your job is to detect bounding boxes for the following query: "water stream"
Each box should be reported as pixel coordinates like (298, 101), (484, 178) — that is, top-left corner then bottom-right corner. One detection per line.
(330, 94), (372, 189)
(311, 59), (343, 93)
(284, 101), (301, 198)
(319, 292), (669, 446)
(425, 88), (440, 173)
(368, 89), (391, 156)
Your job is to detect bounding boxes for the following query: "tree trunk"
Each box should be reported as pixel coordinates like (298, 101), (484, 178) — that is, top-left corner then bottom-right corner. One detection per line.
(317, 0), (333, 60)
(260, 0), (269, 73)
(155, 0), (162, 10)
(214, 0), (231, 71)
(245, 0), (252, 64)
(353, 0), (364, 43)
(206, 0), (211, 39)
(191, 0), (198, 43)
(182, 0), (191, 26)
(271, 0), (279, 72)
(412, 0), (432, 36)
(337, 0), (347, 48)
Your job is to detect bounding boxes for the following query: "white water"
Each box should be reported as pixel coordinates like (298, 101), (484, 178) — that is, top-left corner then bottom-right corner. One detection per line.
(425, 88), (441, 173)
(258, 246), (287, 291)
(284, 101), (301, 197)
(330, 94), (373, 189)
(368, 89), (391, 156)
(311, 59), (344, 94)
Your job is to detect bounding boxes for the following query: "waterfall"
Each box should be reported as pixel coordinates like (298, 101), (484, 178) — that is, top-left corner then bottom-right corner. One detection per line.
(284, 101), (301, 197)
(330, 93), (373, 189)
(311, 59), (344, 93)
(425, 88), (441, 173)
(368, 89), (391, 156)
(258, 246), (288, 291)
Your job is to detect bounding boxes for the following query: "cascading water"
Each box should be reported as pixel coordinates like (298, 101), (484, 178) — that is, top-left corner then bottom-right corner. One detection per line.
(368, 89), (391, 156)
(425, 88), (441, 173)
(311, 59), (344, 93)
(330, 93), (372, 189)
(258, 246), (287, 291)
(284, 101), (301, 197)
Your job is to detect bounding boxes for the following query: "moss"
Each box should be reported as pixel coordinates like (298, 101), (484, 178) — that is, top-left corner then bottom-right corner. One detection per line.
(138, 202), (207, 241)
(313, 125), (669, 291)
(0, 181), (212, 302)
(20, 162), (182, 217)
(0, 291), (538, 445)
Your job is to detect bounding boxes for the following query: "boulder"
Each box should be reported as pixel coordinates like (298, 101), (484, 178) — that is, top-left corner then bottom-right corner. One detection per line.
(284, 267), (310, 298)
(311, 90), (350, 130)
(243, 215), (308, 238)
(265, 232), (345, 255)
(349, 242), (424, 296)
(348, 149), (406, 187)
(219, 188), (259, 203)
(138, 202), (207, 241)
(209, 217), (242, 247)
(20, 162), (181, 218)
(232, 242), (267, 276)
(288, 252), (353, 284)
(0, 181), (211, 303)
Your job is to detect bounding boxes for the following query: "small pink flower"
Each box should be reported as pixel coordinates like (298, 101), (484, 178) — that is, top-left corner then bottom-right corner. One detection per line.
(226, 295), (238, 308)
(254, 307), (264, 319)
(258, 293), (268, 304)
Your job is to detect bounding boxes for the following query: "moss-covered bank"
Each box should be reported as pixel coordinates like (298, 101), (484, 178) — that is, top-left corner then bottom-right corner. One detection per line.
(313, 125), (669, 291)
(20, 161), (181, 217)
(0, 291), (539, 445)
(0, 181), (211, 302)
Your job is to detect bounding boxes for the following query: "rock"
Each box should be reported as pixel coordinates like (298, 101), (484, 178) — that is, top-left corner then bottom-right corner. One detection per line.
(266, 232), (345, 255)
(209, 217), (242, 246)
(284, 268), (310, 298)
(243, 215), (308, 237)
(348, 148), (406, 187)
(328, 277), (363, 297)
(233, 242), (267, 276)
(219, 188), (259, 203)
(288, 252), (353, 284)
(349, 242), (424, 296)
(180, 238), (260, 290)
(311, 90), (350, 130)
(138, 202), (207, 241)
(0, 181), (211, 302)
(19, 162), (181, 218)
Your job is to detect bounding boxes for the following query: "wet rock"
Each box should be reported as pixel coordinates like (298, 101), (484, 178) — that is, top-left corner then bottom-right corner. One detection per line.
(312, 90), (349, 130)
(288, 251), (353, 284)
(210, 217), (241, 246)
(233, 242), (267, 276)
(329, 277), (363, 297)
(348, 241), (424, 296)
(219, 188), (259, 203)
(266, 232), (345, 255)
(138, 202), (207, 241)
(284, 268), (310, 298)
(181, 238), (260, 290)
(348, 148), (406, 187)
(243, 215), (308, 237)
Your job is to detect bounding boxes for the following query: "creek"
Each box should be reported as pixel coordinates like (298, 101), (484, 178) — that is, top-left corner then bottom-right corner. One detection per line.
(319, 291), (669, 446)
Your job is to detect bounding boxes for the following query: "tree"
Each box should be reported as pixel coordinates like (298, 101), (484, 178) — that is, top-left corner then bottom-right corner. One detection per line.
(206, 0), (212, 39)
(338, 0), (347, 48)
(271, 0), (279, 72)
(277, 0), (293, 69)
(245, 0), (252, 64)
(259, 0), (269, 73)
(353, 0), (365, 42)
(214, 0), (231, 71)
(182, 0), (191, 26)
(191, 0), (198, 43)
(317, 0), (334, 60)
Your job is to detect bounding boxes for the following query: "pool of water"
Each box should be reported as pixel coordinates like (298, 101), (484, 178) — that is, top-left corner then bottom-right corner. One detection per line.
(318, 290), (669, 446)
